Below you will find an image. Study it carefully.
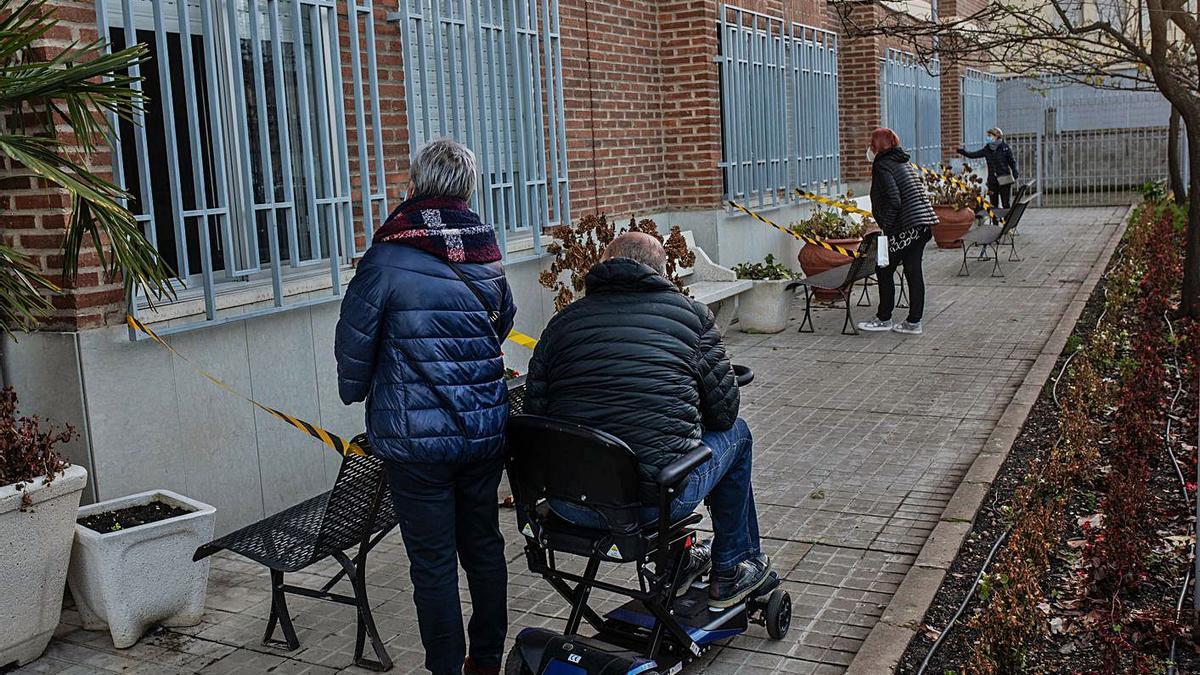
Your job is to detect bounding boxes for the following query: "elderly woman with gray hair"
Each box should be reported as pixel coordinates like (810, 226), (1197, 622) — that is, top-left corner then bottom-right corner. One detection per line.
(335, 139), (516, 675)
(957, 127), (1020, 210)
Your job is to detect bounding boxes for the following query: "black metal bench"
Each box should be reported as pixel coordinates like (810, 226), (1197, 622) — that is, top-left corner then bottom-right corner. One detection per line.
(787, 231), (881, 335)
(958, 191), (1037, 277)
(193, 439), (397, 671)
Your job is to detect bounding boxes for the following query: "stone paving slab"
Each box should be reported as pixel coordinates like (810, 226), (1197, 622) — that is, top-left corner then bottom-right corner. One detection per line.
(12, 207), (1127, 674)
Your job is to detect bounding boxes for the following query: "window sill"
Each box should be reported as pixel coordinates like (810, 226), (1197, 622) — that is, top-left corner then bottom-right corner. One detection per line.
(135, 267), (354, 329)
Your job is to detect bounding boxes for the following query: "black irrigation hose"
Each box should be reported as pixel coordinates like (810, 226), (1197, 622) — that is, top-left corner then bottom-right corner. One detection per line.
(1162, 312), (1192, 675)
(914, 241), (1129, 675)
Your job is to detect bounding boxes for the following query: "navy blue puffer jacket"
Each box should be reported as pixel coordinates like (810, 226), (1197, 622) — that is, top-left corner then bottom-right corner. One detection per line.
(334, 243), (516, 464)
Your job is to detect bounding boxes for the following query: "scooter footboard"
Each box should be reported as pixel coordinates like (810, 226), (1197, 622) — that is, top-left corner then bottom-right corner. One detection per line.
(511, 628), (660, 674)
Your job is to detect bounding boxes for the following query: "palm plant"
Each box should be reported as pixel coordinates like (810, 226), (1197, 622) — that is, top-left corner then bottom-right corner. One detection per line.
(0, 0), (173, 333)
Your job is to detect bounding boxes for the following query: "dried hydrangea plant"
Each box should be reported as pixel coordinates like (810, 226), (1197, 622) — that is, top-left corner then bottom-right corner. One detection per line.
(539, 214), (695, 312)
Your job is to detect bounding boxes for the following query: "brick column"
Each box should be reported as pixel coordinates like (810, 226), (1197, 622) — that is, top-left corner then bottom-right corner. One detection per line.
(1, 0), (120, 330)
(837, 3), (885, 185)
(658, 1), (722, 210)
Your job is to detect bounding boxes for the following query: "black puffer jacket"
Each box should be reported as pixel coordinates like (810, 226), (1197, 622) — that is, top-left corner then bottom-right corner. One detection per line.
(524, 258), (739, 499)
(870, 146), (938, 238)
(957, 141), (1018, 189)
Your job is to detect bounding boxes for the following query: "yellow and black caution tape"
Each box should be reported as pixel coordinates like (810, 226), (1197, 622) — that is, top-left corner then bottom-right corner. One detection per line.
(794, 190), (874, 219)
(127, 314), (367, 457)
(726, 200), (860, 259)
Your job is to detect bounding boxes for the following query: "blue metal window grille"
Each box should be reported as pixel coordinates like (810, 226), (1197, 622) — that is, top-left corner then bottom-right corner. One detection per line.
(718, 5), (840, 210)
(960, 68), (998, 170)
(881, 49), (942, 167)
(100, 0), (386, 338)
(392, 0), (569, 258)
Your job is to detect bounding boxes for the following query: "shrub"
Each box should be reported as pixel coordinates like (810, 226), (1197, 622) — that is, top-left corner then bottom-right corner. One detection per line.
(922, 164), (985, 210)
(538, 214), (694, 312)
(732, 254), (798, 281)
(789, 198), (867, 240)
(0, 387), (73, 494)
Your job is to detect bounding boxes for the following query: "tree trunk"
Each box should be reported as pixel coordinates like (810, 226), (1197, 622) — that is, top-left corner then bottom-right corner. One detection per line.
(1182, 117), (1200, 319)
(1169, 107), (1186, 204)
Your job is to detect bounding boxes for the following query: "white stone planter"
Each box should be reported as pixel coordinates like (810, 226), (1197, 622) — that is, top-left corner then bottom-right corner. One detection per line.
(67, 490), (216, 649)
(737, 279), (794, 334)
(0, 464), (88, 668)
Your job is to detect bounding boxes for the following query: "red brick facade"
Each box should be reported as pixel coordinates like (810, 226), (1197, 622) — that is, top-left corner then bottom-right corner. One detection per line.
(8, 0), (982, 330)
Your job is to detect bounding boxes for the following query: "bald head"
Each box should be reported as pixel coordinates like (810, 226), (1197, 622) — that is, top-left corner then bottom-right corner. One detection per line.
(603, 232), (666, 275)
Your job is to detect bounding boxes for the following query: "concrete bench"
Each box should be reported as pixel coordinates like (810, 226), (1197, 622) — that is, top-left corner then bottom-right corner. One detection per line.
(678, 231), (752, 334)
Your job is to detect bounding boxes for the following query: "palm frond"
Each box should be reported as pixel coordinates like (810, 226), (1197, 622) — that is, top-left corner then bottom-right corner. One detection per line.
(0, 243), (57, 334)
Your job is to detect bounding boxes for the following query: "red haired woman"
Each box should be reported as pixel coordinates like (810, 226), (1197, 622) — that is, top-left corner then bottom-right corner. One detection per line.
(859, 128), (937, 335)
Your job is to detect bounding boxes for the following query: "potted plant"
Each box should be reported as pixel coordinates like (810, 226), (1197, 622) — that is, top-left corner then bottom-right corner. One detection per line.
(0, 387), (88, 668)
(791, 198), (869, 299)
(923, 165), (985, 248)
(67, 490), (216, 649)
(731, 255), (799, 334)
(539, 214), (695, 312)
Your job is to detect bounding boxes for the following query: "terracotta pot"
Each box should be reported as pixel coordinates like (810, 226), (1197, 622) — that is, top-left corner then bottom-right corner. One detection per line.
(931, 206), (974, 249)
(797, 237), (861, 300)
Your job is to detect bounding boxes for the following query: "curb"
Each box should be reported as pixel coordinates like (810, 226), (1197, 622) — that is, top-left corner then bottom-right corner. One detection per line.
(844, 205), (1134, 675)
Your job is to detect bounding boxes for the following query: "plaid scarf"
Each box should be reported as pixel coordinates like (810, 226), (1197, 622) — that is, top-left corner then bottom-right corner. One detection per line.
(373, 196), (501, 263)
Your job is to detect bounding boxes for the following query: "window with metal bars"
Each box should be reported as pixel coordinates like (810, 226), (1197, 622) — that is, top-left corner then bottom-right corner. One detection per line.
(960, 68), (998, 170)
(717, 5), (841, 210)
(881, 49), (942, 168)
(393, 0), (569, 258)
(101, 0), (385, 336)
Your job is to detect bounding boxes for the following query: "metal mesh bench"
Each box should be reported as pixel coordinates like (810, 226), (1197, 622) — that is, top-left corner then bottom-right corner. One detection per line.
(786, 231), (881, 335)
(958, 190), (1037, 277)
(193, 441), (397, 670)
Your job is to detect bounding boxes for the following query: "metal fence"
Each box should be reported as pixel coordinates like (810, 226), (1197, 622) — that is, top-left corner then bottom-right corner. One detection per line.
(881, 49), (941, 167)
(1000, 81), (1185, 206)
(100, 0), (386, 337)
(718, 4), (840, 210)
(393, 0), (569, 255)
(960, 68), (998, 171)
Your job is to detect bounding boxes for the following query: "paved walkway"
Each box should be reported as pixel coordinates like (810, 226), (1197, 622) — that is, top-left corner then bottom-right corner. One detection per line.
(15, 207), (1128, 675)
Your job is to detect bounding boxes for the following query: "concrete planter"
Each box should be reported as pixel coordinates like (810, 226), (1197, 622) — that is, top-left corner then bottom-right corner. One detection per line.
(738, 279), (794, 334)
(0, 464), (88, 668)
(67, 490), (216, 648)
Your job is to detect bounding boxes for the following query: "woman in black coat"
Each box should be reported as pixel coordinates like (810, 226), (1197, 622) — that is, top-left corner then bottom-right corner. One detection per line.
(957, 127), (1019, 209)
(861, 127), (937, 336)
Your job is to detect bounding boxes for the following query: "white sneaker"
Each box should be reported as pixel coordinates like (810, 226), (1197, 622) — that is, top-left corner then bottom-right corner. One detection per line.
(857, 318), (893, 332)
(892, 320), (923, 335)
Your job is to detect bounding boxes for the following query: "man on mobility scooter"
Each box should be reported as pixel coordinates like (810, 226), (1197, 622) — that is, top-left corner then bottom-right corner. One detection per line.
(505, 233), (789, 673)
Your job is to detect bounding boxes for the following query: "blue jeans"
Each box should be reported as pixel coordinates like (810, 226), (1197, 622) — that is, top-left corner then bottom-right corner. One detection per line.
(553, 418), (760, 573)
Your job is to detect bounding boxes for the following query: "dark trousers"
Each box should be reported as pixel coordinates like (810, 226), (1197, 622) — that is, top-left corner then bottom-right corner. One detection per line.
(386, 458), (507, 675)
(876, 242), (926, 324)
(988, 182), (1013, 211)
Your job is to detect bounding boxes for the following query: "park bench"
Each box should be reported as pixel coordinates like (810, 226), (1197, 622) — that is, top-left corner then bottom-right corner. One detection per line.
(786, 231), (882, 335)
(957, 190), (1037, 277)
(678, 231), (753, 334)
(192, 441), (397, 670)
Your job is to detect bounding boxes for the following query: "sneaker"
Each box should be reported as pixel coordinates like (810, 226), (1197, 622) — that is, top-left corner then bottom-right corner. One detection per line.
(709, 558), (772, 609)
(675, 541), (713, 596)
(856, 318), (894, 332)
(892, 320), (923, 335)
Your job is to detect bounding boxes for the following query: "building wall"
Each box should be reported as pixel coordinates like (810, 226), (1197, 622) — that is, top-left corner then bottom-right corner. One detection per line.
(4, 0), (970, 532)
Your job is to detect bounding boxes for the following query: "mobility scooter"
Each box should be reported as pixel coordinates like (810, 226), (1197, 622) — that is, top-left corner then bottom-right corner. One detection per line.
(504, 366), (790, 674)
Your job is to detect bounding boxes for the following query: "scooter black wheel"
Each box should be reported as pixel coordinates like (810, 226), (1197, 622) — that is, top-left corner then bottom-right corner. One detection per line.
(505, 645), (535, 675)
(765, 589), (792, 639)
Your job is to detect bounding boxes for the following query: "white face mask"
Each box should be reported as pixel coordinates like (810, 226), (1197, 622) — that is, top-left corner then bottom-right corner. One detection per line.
(866, 147), (876, 162)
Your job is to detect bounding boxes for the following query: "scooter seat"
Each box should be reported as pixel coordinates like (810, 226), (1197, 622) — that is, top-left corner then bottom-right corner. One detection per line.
(525, 502), (703, 563)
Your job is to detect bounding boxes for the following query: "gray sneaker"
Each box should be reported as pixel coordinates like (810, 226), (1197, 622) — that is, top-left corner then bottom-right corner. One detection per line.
(892, 320), (923, 335)
(856, 318), (893, 332)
